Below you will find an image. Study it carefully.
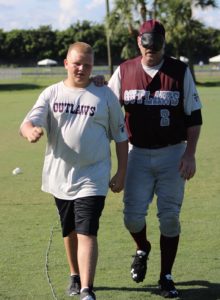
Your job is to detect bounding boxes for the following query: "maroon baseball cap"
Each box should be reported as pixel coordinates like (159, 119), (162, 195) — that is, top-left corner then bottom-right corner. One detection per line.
(139, 19), (165, 37)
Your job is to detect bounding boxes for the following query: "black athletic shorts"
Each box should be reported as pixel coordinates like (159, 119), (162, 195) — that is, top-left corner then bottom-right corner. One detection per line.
(54, 196), (105, 237)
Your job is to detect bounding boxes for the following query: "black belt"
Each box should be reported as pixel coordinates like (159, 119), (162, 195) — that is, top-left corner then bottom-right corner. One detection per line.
(144, 141), (182, 149)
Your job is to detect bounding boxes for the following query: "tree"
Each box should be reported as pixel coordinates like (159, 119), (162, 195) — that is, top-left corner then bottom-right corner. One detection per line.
(106, 0), (149, 60)
(1, 8), (219, 67)
(0, 30), (6, 64)
(56, 21), (106, 64)
(106, 0), (218, 79)
(154, 0), (218, 81)
(105, 0), (113, 75)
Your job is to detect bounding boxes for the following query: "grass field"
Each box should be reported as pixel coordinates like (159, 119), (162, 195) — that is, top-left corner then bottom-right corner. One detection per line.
(0, 71), (220, 300)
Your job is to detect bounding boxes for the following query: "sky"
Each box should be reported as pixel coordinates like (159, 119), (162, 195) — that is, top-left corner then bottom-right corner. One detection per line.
(0, 0), (220, 32)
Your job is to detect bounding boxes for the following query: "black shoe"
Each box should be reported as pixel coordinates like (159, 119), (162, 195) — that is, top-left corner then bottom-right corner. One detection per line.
(80, 287), (96, 300)
(158, 274), (179, 298)
(130, 243), (151, 283)
(67, 275), (81, 296)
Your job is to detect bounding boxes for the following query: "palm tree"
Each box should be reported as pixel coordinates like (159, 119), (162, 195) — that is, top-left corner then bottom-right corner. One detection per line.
(105, 0), (113, 75)
(105, 0), (149, 60)
(107, 0), (218, 78)
(154, 0), (218, 81)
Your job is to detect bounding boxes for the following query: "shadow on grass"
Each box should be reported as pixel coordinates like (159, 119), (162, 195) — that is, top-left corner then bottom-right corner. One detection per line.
(96, 280), (220, 300)
(196, 81), (220, 87)
(175, 280), (220, 300)
(0, 83), (43, 91)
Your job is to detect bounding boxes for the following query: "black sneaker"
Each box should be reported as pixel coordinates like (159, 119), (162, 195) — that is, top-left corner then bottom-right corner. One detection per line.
(67, 275), (81, 296)
(130, 243), (151, 283)
(158, 274), (179, 298)
(80, 287), (96, 300)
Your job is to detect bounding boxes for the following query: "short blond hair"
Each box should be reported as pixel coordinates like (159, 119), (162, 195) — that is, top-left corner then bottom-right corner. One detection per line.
(67, 42), (93, 58)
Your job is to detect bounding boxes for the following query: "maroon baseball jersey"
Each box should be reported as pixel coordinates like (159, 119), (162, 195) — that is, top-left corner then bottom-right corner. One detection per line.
(120, 55), (188, 148)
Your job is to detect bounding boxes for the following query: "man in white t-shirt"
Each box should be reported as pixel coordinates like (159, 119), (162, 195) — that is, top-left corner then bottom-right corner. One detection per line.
(20, 42), (128, 300)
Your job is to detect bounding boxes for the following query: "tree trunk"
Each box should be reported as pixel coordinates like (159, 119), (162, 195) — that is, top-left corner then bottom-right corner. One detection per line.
(105, 0), (113, 76)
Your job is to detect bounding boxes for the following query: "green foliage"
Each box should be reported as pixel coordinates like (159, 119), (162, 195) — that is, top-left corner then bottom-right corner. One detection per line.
(0, 26), (57, 66)
(151, 0), (219, 80)
(156, 0), (220, 63)
(105, 0), (220, 62)
(0, 21), (107, 67)
(1, 2), (220, 67)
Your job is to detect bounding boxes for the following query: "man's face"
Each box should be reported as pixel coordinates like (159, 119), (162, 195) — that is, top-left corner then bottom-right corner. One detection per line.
(64, 49), (93, 87)
(137, 34), (164, 67)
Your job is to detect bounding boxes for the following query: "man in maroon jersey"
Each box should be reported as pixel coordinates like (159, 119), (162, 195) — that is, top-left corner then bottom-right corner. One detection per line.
(108, 19), (202, 298)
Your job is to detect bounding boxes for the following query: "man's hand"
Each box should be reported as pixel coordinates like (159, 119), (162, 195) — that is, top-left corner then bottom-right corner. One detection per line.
(26, 126), (44, 143)
(109, 172), (125, 193)
(92, 75), (107, 87)
(20, 121), (44, 143)
(179, 153), (196, 180)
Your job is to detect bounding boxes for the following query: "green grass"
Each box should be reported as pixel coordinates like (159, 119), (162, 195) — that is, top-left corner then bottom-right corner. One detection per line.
(0, 72), (220, 300)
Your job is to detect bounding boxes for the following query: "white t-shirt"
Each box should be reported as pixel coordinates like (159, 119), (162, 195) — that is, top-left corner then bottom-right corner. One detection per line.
(21, 81), (127, 200)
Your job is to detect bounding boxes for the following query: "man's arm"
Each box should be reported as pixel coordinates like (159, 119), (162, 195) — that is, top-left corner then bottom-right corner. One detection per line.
(108, 66), (121, 99)
(181, 66), (202, 180)
(179, 125), (201, 180)
(20, 121), (44, 143)
(109, 140), (128, 193)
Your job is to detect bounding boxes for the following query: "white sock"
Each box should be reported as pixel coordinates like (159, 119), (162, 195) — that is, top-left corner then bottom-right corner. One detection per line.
(80, 287), (89, 293)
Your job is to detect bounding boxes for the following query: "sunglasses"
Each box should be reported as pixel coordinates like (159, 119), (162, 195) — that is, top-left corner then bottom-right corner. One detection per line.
(140, 33), (165, 51)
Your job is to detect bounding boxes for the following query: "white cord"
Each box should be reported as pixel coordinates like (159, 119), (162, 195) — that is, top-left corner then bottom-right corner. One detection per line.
(45, 222), (59, 300)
